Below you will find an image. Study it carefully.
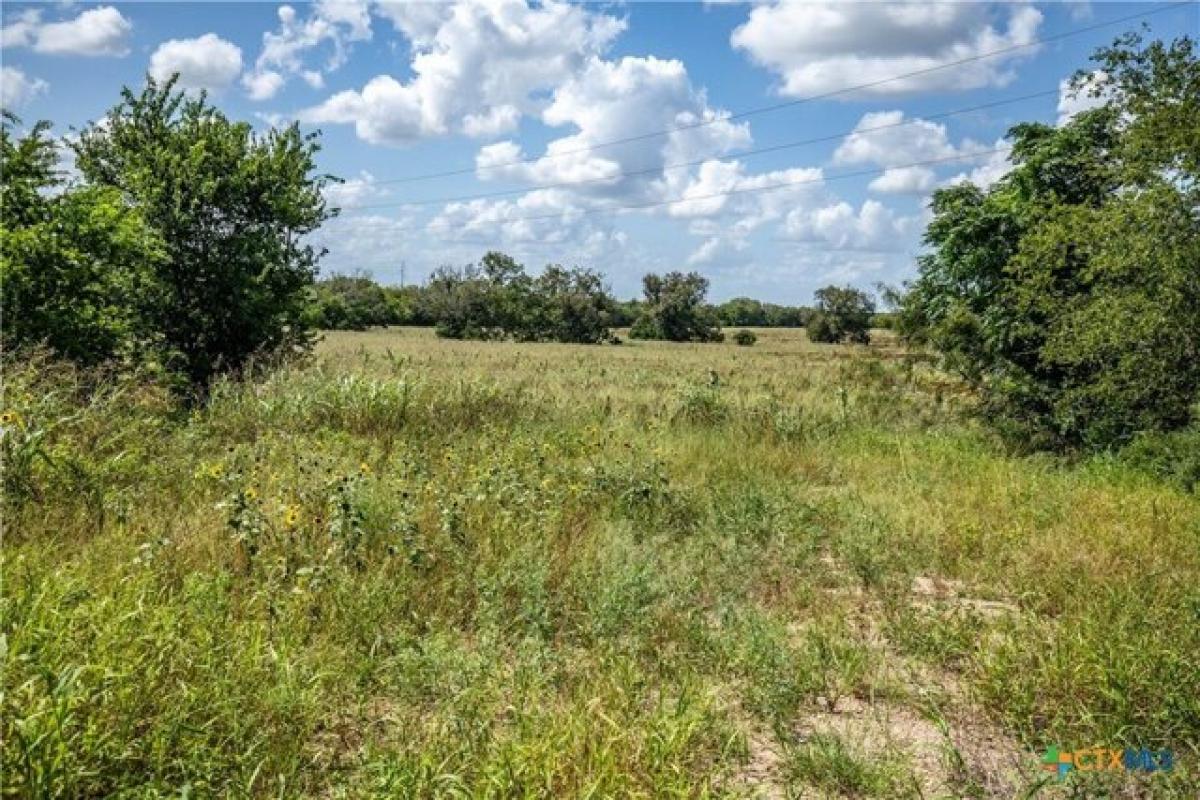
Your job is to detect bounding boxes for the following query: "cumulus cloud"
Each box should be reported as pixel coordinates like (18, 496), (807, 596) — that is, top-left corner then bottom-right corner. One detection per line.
(783, 199), (918, 251)
(1057, 70), (1110, 124)
(732, 1), (1042, 97)
(243, 1), (372, 100)
(150, 34), (244, 92)
(0, 66), (48, 107)
(1, 6), (132, 56)
(300, 0), (626, 144)
(323, 171), (389, 208)
(834, 110), (962, 167)
(427, 50), (756, 260)
(313, 211), (419, 279)
(868, 166), (937, 194)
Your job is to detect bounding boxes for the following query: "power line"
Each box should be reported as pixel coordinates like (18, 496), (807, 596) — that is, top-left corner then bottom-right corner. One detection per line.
(341, 87), (1057, 212)
(344, 147), (1011, 230)
(361, 2), (1187, 186)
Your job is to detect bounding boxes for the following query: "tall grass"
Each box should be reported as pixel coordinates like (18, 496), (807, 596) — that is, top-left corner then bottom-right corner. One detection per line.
(3, 329), (1196, 797)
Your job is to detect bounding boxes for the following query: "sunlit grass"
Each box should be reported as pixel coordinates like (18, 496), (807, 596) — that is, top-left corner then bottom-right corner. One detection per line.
(3, 329), (1196, 797)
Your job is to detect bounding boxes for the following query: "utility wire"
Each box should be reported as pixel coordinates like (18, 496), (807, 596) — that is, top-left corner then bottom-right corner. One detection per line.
(341, 87), (1056, 211)
(360, 2), (1187, 186)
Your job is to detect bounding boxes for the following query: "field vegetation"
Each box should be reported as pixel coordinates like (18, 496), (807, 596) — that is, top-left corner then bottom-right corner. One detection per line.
(4, 328), (1198, 797)
(3, 30), (1199, 799)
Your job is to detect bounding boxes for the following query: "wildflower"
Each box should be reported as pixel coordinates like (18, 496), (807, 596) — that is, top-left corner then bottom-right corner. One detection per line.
(208, 463), (225, 479)
(282, 505), (302, 528)
(359, 461), (372, 476)
(244, 487), (259, 502)
(0, 410), (21, 427)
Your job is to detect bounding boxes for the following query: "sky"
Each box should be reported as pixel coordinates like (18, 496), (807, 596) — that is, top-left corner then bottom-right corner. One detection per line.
(2, 1), (1195, 302)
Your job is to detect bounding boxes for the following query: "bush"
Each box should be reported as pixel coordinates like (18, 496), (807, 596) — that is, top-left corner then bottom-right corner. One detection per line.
(805, 312), (836, 344)
(806, 286), (874, 345)
(733, 329), (757, 346)
(628, 272), (723, 342)
(423, 252), (617, 343)
(1121, 425), (1200, 492)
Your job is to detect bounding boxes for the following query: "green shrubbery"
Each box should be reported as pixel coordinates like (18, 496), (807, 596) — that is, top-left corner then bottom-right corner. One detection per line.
(2, 78), (333, 392)
(423, 252), (619, 343)
(806, 286), (875, 345)
(733, 329), (757, 347)
(901, 35), (1200, 451)
(629, 272), (724, 343)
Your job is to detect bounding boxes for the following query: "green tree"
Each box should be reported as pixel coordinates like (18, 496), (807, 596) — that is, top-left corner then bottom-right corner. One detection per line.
(807, 286), (874, 344)
(71, 76), (333, 388)
(902, 34), (1200, 450)
(422, 253), (616, 343)
(1, 114), (164, 367)
(532, 264), (617, 344)
(629, 272), (723, 342)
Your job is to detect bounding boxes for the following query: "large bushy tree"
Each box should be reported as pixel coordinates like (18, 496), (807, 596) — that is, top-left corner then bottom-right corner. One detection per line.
(629, 271), (723, 342)
(902, 35), (1200, 451)
(71, 76), (334, 387)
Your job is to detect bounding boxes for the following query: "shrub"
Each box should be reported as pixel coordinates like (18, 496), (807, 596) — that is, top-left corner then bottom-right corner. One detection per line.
(423, 253), (617, 343)
(629, 272), (723, 342)
(806, 312), (836, 344)
(807, 286), (874, 345)
(733, 329), (757, 346)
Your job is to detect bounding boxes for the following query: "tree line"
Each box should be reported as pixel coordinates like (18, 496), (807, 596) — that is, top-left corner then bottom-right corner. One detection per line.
(3, 34), (1196, 455)
(305, 261), (880, 343)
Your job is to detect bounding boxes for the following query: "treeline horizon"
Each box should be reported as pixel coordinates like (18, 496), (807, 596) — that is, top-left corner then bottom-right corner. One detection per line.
(305, 264), (896, 333)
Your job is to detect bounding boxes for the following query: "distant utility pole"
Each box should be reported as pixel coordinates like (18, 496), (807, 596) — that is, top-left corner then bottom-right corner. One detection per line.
(399, 260), (406, 288)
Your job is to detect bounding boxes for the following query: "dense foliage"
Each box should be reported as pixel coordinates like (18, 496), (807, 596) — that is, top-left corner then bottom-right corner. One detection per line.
(423, 251), (618, 343)
(304, 273), (429, 330)
(69, 77), (332, 388)
(715, 296), (809, 328)
(902, 35), (1200, 451)
(806, 286), (875, 345)
(1, 114), (165, 369)
(629, 271), (724, 342)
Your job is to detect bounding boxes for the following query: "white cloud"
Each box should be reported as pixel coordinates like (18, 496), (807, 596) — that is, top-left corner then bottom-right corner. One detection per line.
(0, 10), (40, 49)
(323, 170), (389, 208)
(944, 139), (1012, 189)
(783, 199), (917, 251)
(687, 235), (750, 267)
(732, 1), (1042, 97)
(300, 0), (626, 143)
(2, 6), (132, 56)
(478, 55), (750, 208)
(834, 110), (961, 167)
(243, 1), (372, 100)
(0, 66), (48, 107)
(244, 70), (286, 102)
(868, 166), (936, 194)
(314, 211), (417, 278)
(1057, 70), (1109, 125)
(150, 34), (244, 92)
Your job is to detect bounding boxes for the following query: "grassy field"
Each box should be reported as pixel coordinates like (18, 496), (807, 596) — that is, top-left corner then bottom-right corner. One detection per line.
(4, 327), (1198, 798)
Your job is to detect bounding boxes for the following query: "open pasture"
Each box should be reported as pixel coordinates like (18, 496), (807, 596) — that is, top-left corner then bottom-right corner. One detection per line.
(4, 328), (1197, 797)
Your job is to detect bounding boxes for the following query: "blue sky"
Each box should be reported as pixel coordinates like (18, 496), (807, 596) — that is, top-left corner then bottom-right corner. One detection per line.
(2, 1), (1195, 302)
